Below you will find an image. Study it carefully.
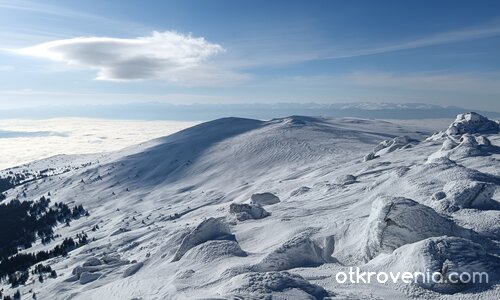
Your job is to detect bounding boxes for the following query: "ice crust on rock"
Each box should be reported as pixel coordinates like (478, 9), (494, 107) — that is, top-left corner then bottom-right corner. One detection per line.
(431, 134), (485, 159)
(229, 202), (270, 221)
(250, 192), (281, 205)
(364, 196), (471, 260)
(363, 152), (377, 161)
(446, 112), (499, 136)
(72, 265), (103, 278)
(368, 236), (500, 293)
(224, 271), (330, 299)
(82, 257), (103, 267)
(364, 135), (416, 161)
(439, 180), (497, 211)
(79, 271), (102, 284)
(289, 186), (311, 197)
(256, 232), (334, 271)
(476, 135), (492, 146)
(432, 191), (446, 201)
(428, 112), (498, 160)
(172, 217), (235, 261)
(123, 262), (143, 278)
(335, 174), (357, 185)
(182, 240), (247, 263)
(374, 136), (416, 156)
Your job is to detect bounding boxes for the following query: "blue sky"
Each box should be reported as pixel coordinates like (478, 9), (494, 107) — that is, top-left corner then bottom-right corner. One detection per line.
(1, 0), (500, 111)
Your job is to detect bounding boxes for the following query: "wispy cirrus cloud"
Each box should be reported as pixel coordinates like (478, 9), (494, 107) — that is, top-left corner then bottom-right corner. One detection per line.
(15, 31), (251, 86)
(224, 20), (500, 68)
(347, 71), (500, 94)
(321, 22), (500, 60)
(0, 0), (149, 33)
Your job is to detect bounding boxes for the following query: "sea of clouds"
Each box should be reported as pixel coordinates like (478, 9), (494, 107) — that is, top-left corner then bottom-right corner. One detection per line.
(0, 118), (198, 170)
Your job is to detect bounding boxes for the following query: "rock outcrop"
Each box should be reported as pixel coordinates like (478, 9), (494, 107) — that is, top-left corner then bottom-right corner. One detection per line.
(229, 203), (270, 221)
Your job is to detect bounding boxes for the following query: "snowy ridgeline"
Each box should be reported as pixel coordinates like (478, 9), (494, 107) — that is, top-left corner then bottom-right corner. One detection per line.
(0, 113), (499, 299)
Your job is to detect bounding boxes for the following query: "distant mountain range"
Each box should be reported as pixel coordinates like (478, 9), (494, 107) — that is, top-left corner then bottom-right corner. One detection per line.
(0, 102), (498, 120)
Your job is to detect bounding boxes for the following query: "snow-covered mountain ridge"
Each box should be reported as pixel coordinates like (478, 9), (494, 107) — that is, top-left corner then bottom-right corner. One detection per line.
(0, 113), (499, 299)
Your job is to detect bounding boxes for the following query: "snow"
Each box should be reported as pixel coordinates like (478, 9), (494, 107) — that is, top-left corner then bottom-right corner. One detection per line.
(1, 114), (499, 299)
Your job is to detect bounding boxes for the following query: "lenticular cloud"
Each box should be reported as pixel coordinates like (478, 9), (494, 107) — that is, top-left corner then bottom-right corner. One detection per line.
(15, 31), (239, 84)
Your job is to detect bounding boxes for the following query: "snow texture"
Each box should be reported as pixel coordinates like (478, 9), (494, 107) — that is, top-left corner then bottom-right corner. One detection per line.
(1, 113), (499, 299)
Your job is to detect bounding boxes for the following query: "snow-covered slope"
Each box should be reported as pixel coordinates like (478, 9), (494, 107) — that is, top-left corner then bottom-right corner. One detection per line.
(0, 113), (499, 299)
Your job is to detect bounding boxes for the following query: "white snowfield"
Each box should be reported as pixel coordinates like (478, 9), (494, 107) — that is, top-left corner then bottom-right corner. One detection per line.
(1, 113), (499, 299)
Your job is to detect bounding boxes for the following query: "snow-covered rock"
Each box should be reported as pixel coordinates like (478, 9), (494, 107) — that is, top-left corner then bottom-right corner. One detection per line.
(229, 203), (270, 221)
(476, 135), (492, 146)
(364, 196), (471, 260)
(102, 253), (123, 264)
(429, 135), (484, 160)
(363, 152), (377, 161)
(446, 112), (499, 136)
(172, 217), (235, 261)
(367, 236), (500, 293)
(72, 265), (103, 278)
(79, 271), (102, 284)
(256, 232), (333, 271)
(182, 240), (246, 263)
(429, 113), (498, 160)
(123, 262), (143, 278)
(289, 186), (311, 197)
(439, 180), (497, 211)
(82, 257), (103, 267)
(372, 136), (416, 157)
(432, 191), (446, 201)
(250, 192), (280, 206)
(224, 271), (330, 299)
(335, 174), (357, 185)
